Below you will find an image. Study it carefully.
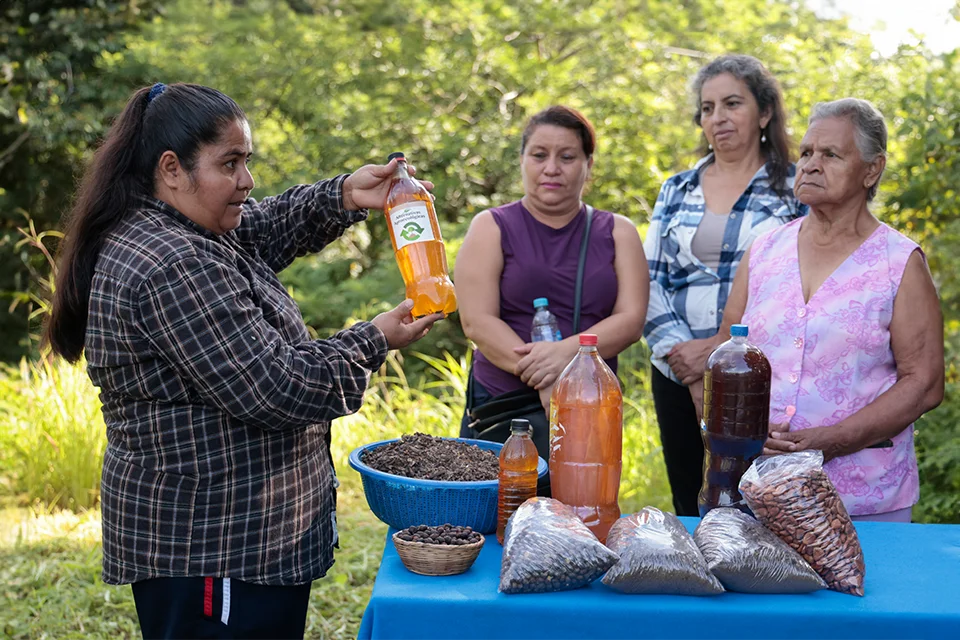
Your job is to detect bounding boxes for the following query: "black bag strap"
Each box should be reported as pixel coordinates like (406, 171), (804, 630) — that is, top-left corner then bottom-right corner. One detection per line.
(572, 205), (594, 334)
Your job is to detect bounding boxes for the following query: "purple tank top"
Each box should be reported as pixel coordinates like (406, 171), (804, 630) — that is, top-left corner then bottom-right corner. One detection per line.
(473, 200), (619, 396)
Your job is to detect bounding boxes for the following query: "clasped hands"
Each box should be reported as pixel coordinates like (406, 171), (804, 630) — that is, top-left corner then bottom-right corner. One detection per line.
(763, 422), (847, 461)
(513, 339), (579, 412)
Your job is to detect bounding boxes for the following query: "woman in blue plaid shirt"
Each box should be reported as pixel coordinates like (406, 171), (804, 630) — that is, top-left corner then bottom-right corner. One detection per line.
(43, 83), (441, 639)
(642, 55), (807, 517)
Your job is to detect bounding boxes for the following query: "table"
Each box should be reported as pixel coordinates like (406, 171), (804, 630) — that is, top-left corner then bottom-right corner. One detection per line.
(357, 518), (960, 639)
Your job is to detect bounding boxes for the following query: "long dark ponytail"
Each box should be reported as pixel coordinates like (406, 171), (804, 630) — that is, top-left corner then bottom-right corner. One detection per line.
(44, 83), (246, 362)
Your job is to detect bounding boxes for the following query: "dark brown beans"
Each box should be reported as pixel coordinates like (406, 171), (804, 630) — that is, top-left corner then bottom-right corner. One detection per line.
(397, 524), (481, 545)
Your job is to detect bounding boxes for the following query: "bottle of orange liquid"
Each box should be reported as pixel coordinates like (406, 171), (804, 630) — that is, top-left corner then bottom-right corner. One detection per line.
(383, 152), (458, 318)
(496, 419), (539, 545)
(549, 334), (622, 543)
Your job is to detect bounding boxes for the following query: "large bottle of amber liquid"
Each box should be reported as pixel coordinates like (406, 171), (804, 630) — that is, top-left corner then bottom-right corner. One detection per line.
(699, 324), (771, 517)
(383, 152), (457, 318)
(496, 419), (539, 545)
(549, 334), (622, 543)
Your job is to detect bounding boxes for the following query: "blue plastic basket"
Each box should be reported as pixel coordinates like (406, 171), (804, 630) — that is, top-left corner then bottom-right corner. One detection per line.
(348, 437), (548, 534)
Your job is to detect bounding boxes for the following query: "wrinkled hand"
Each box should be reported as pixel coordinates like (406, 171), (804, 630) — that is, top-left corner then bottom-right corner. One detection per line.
(689, 378), (705, 422)
(667, 338), (716, 385)
(371, 300), (443, 350)
(341, 158), (435, 211)
(513, 340), (578, 390)
(763, 424), (843, 461)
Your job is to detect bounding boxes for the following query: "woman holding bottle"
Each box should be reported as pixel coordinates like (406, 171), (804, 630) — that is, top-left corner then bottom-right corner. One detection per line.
(455, 105), (649, 473)
(42, 82), (440, 638)
(716, 99), (943, 522)
(643, 54), (806, 517)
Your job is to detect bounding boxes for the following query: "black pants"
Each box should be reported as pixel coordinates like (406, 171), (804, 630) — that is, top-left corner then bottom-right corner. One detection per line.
(132, 576), (312, 639)
(651, 365), (704, 517)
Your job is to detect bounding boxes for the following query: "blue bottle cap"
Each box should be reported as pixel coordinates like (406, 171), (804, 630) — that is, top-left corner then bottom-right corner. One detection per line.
(533, 297), (549, 309)
(731, 324), (748, 337)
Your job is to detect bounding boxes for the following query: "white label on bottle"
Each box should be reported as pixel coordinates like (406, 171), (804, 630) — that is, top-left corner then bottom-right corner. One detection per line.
(389, 202), (436, 250)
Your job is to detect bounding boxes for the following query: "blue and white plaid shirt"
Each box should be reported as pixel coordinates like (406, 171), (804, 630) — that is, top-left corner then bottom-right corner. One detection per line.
(643, 155), (807, 383)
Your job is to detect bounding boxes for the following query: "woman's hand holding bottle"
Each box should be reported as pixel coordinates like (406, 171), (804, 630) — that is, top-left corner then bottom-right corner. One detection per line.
(342, 159), (434, 211)
(371, 299), (443, 349)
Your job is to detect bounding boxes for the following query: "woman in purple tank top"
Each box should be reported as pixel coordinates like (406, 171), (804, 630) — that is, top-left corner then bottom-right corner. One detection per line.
(454, 106), (649, 477)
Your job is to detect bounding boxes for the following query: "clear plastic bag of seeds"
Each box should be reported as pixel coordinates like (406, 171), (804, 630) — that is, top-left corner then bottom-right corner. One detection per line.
(694, 507), (827, 593)
(499, 497), (619, 594)
(739, 450), (866, 596)
(601, 507), (724, 595)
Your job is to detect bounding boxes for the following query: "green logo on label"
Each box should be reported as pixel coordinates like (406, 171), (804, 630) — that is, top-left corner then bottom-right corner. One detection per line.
(400, 221), (425, 242)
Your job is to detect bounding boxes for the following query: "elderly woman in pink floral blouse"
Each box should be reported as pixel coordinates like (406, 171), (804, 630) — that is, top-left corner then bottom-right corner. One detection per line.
(716, 98), (944, 522)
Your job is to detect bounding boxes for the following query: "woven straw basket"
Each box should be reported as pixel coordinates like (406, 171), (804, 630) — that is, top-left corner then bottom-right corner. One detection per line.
(392, 532), (485, 576)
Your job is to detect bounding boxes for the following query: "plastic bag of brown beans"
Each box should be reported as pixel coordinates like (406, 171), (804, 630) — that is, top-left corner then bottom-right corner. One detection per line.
(739, 450), (866, 596)
(694, 507), (827, 593)
(601, 507), (724, 595)
(499, 497), (618, 594)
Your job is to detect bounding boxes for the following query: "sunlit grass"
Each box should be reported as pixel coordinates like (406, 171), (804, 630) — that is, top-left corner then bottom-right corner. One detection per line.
(0, 358), (105, 511)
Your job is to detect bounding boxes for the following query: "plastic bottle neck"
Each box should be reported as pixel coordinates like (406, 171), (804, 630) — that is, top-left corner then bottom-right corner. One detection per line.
(579, 345), (598, 354)
(731, 335), (747, 345)
(393, 159), (411, 180)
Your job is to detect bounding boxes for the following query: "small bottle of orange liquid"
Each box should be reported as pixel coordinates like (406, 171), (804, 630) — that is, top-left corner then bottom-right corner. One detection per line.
(383, 152), (458, 318)
(549, 334), (622, 543)
(497, 419), (539, 545)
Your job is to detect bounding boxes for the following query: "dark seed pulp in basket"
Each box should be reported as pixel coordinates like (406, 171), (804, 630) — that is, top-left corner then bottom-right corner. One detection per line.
(362, 432), (499, 481)
(398, 524), (482, 545)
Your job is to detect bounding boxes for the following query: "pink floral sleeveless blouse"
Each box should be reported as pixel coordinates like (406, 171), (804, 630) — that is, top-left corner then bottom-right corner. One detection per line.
(742, 218), (921, 516)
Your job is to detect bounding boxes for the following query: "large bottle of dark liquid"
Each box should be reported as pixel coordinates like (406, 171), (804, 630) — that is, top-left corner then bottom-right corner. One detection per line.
(698, 324), (771, 517)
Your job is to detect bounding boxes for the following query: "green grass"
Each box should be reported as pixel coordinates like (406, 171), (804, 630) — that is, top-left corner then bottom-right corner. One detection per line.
(0, 492), (387, 640)
(0, 345), (669, 638)
(0, 359), (106, 511)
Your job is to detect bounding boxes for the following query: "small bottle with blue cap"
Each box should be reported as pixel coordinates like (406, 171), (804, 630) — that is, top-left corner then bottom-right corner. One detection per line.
(530, 297), (562, 342)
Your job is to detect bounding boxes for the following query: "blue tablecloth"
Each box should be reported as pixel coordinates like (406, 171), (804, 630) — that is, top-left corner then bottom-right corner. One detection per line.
(357, 518), (960, 639)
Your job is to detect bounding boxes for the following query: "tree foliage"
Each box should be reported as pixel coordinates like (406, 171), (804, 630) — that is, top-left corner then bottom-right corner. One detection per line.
(0, 0), (958, 519)
(0, 0), (163, 359)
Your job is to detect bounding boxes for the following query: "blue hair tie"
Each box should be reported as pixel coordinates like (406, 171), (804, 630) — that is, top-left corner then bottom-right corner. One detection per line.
(147, 82), (166, 104)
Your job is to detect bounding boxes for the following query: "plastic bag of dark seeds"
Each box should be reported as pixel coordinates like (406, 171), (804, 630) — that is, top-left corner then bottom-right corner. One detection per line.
(499, 497), (618, 594)
(601, 507), (724, 595)
(694, 508), (827, 593)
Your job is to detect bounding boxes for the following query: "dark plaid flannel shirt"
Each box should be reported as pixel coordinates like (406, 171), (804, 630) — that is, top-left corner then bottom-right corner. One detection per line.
(86, 176), (388, 586)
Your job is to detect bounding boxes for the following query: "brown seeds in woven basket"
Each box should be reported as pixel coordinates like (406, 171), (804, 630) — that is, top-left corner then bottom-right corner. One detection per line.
(397, 524), (482, 545)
